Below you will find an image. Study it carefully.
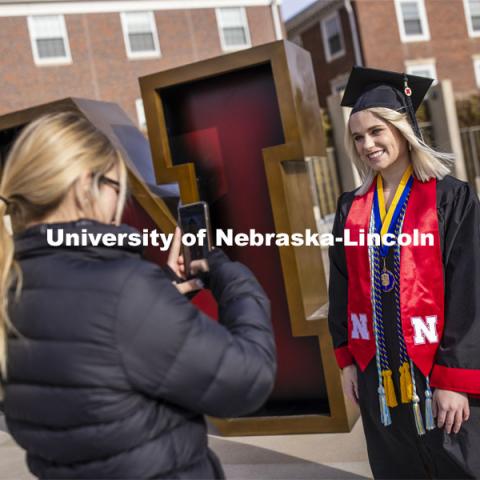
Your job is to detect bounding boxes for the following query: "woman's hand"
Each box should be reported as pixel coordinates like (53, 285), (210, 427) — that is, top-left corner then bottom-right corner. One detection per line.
(342, 364), (359, 405)
(167, 227), (186, 279)
(433, 389), (470, 434)
(167, 227), (203, 294)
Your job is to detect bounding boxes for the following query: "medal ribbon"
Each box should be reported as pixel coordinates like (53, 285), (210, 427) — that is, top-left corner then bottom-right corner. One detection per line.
(373, 165), (413, 257)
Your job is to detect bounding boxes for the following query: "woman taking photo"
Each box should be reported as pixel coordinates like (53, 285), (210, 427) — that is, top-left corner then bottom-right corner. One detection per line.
(328, 67), (480, 478)
(0, 111), (276, 479)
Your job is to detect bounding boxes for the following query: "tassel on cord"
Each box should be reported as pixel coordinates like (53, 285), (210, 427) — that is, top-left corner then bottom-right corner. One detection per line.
(378, 385), (392, 426)
(424, 378), (435, 431)
(409, 360), (425, 435)
(399, 362), (413, 403)
(381, 369), (398, 407)
(412, 395), (426, 435)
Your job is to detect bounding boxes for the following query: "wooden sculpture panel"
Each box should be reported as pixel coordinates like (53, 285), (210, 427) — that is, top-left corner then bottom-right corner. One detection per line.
(139, 40), (359, 434)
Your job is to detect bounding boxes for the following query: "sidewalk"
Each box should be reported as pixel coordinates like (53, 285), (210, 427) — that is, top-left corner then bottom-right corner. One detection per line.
(0, 415), (371, 479)
(210, 418), (372, 479)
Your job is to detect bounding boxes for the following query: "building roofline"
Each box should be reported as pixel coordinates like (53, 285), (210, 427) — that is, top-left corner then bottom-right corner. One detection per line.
(0, 0), (280, 16)
(0, 0), (280, 3)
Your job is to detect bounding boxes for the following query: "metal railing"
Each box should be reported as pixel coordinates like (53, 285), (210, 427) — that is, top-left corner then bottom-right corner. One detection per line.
(306, 149), (340, 227)
(460, 126), (480, 193)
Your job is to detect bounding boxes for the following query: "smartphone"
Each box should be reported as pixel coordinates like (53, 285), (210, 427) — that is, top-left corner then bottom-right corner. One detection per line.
(178, 201), (212, 277)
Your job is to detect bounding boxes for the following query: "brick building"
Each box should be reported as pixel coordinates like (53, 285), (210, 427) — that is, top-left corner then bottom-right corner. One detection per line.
(0, 0), (283, 126)
(286, 0), (480, 107)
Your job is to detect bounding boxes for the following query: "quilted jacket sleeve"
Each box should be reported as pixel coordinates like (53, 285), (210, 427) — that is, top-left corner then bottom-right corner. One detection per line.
(115, 249), (276, 418)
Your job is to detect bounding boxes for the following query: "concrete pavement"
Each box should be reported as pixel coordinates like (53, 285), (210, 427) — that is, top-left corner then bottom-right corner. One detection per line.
(0, 414), (372, 479)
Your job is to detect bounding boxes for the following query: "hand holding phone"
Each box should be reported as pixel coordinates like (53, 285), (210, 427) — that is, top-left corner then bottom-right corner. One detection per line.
(177, 201), (212, 278)
(166, 226), (205, 295)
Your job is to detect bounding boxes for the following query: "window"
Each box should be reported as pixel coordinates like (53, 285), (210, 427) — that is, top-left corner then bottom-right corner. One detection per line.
(394, 0), (430, 42)
(405, 61), (438, 84)
(473, 58), (480, 88)
(321, 12), (345, 63)
(121, 11), (160, 59)
(464, 0), (480, 37)
(216, 7), (251, 51)
(330, 74), (349, 94)
(135, 98), (147, 131)
(27, 15), (71, 65)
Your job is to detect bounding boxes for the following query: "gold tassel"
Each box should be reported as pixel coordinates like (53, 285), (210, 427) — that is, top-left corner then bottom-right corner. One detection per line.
(381, 369), (398, 407)
(399, 363), (407, 402)
(399, 362), (413, 403)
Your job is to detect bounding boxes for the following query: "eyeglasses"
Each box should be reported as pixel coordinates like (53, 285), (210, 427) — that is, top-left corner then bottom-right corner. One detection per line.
(99, 175), (120, 194)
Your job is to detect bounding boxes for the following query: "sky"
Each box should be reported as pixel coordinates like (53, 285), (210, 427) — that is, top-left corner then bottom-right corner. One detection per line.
(280, 0), (318, 21)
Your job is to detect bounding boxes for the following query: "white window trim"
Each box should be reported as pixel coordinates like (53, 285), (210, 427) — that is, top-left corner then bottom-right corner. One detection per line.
(215, 7), (251, 52)
(464, 0), (480, 38)
(120, 11), (161, 59)
(405, 59), (438, 84)
(473, 57), (480, 88)
(320, 11), (345, 63)
(135, 98), (147, 130)
(394, 0), (430, 43)
(27, 14), (72, 66)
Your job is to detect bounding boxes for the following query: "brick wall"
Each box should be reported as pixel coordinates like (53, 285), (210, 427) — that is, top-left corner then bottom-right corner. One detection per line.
(298, 7), (356, 107)
(354, 0), (480, 96)
(286, 0), (480, 107)
(0, 6), (277, 124)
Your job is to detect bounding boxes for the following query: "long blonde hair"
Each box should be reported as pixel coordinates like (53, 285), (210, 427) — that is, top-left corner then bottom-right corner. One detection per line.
(0, 111), (128, 380)
(344, 107), (454, 195)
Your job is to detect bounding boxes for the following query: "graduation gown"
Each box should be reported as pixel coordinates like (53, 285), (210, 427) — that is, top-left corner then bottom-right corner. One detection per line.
(328, 175), (480, 479)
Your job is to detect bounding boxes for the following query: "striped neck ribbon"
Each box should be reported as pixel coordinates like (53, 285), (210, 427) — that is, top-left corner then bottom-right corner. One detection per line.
(373, 165), (414, 257)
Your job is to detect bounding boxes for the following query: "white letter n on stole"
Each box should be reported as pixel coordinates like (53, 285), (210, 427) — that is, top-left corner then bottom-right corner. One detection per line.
(411, 315), (439, 345)
(351, 313), (370, 340)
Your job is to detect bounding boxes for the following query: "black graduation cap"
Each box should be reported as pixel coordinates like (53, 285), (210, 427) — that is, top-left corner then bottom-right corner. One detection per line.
(341, 66), (434, 138)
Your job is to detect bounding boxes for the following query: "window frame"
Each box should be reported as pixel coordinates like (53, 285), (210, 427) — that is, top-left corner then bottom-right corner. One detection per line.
(135, 98), (147, 131)
(215, 7), (251, 52)
(320, 11), (346, 63)
(473, 57), (480, 88)
(120, 11), (161, 60)
(394, 0), (430, 43)
(405, 60), (438, 85)
(464, 0), (480, 38)
(27, 14), (72, 66)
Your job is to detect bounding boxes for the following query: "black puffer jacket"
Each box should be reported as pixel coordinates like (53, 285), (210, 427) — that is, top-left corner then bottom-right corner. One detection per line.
(4, 220), (276, 479)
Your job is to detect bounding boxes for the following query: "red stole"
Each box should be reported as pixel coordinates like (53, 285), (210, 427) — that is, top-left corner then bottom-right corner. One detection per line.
(345, 177), (444, 377)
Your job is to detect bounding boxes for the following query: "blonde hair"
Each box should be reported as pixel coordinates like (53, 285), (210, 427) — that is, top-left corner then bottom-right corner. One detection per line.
(0, 111), (128, 380)
(344, 107), (454, 195)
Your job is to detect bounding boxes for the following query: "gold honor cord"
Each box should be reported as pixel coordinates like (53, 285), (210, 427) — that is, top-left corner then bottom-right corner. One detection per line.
(377, 165), (413, 239)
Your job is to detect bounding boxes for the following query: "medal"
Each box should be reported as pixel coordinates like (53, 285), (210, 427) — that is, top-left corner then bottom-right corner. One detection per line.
(373, 169), (413, 294)
(381, 258), (395, 292)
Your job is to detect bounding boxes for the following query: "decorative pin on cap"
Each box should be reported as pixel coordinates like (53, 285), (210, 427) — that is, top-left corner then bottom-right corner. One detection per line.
(404, 75), (412, 96)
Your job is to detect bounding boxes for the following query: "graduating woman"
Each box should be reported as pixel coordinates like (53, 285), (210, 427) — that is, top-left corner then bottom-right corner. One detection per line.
(328, 67), (480, 479)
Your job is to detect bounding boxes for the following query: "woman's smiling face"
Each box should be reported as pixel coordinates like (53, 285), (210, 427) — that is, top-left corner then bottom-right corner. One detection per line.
(349, 110), (409, 172)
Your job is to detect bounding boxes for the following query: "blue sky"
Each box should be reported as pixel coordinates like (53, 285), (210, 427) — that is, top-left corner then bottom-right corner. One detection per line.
(281, 0), (318, 21)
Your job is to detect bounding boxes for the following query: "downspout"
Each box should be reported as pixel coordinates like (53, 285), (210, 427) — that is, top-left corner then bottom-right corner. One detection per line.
(344, 0), (363, 66)
(271, 0), (284, 40)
